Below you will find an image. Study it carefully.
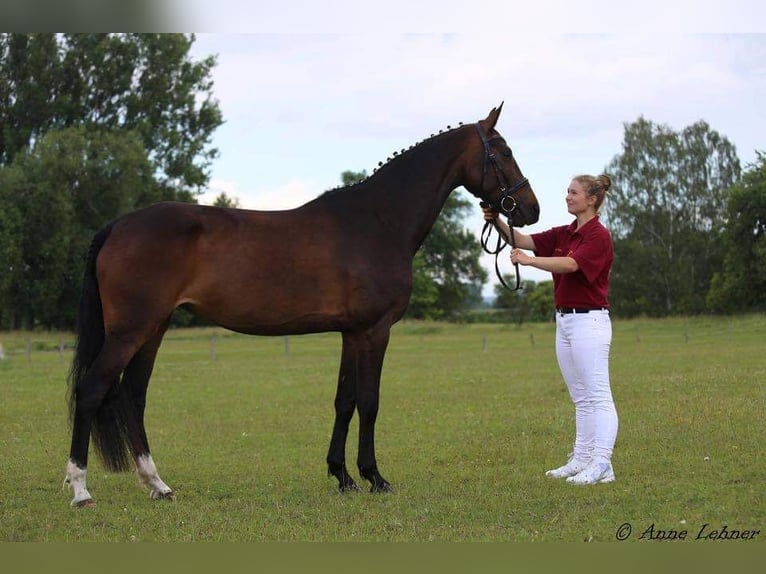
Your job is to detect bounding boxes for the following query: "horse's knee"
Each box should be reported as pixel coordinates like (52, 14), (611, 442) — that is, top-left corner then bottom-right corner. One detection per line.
(356, 393), (380, 423)
(334, 400), (355, 424)
(73, 383), (107, 416)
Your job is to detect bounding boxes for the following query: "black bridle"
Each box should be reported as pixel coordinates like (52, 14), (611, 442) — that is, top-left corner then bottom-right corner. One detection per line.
(475, 123), (529, 291)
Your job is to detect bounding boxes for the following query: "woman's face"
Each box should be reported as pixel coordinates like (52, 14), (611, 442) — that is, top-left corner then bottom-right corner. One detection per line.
(566, 179), (595, 216)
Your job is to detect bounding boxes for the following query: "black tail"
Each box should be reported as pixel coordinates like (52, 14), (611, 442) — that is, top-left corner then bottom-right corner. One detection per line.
(68, 222), (134, 472)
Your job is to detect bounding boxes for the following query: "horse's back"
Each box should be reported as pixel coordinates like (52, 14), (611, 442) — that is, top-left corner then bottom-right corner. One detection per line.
(110, 201), (236, 238)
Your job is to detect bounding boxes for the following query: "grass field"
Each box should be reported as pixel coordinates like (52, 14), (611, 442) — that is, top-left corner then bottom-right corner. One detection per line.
(0, 315), (763, 542)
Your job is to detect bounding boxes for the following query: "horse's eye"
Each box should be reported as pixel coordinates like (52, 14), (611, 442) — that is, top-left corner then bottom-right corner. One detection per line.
(502, 148), (513, 158)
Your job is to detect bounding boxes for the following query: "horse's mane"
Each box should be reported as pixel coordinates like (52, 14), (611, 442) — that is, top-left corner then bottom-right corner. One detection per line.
(318, 121), (468, 199)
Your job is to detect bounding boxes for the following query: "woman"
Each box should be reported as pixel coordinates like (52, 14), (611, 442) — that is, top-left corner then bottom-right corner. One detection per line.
(483, 174), (618, 485)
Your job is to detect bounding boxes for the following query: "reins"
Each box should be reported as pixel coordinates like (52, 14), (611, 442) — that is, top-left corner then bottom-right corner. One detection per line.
(481, 210), (521, 291)
(475, 123), (528, 292)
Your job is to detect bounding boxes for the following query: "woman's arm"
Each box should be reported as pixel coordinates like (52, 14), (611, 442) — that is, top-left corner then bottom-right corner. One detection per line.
(510, 249), (579, 274)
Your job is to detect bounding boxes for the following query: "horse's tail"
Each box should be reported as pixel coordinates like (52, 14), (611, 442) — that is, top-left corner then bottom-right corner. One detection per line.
(68, 222), (133, 472)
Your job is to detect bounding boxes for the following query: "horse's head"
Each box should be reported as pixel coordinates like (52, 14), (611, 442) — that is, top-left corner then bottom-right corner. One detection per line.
(462, 103), (539, 227)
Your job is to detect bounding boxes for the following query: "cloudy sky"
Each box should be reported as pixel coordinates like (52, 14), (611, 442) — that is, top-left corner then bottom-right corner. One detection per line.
(185, 2), (765, 291)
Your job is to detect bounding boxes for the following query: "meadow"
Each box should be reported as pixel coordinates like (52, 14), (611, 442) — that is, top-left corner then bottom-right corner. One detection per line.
(0, 315), (763, 542)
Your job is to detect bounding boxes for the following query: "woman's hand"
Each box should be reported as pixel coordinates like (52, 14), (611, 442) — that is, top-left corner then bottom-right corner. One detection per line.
(481, 205), (499, 222)
(510, 248), (533, 266)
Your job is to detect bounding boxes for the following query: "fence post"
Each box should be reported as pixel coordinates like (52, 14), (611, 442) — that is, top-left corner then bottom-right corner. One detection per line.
(482, 334), (488, 353)
(26, 337), (32, 362)
(529, 333), (535, 348)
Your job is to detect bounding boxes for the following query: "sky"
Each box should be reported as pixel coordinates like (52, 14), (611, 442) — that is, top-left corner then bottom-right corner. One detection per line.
(183, 2), (766, 294)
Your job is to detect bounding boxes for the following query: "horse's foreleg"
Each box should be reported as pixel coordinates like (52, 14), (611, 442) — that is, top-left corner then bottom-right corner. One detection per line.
(354, 324), (393, 493)
(327, 339), (360, 492)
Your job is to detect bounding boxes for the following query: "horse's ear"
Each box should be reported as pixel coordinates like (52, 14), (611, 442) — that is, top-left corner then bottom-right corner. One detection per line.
(481, 102), (504, 131)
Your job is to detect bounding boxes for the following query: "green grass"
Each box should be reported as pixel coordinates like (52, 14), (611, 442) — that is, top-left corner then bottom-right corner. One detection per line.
(0, 315), (764, 541)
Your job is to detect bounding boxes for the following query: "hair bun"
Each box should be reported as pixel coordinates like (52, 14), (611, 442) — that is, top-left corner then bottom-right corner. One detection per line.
(598, 174), (612, 192)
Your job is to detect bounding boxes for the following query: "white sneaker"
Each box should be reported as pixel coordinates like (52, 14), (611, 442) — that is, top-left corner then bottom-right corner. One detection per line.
(566, 461), (615, 485)
(545, 456), (590, 479)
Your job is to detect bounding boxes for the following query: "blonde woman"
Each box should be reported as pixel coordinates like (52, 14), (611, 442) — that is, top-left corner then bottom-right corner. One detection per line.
(483, 174), (618, 485)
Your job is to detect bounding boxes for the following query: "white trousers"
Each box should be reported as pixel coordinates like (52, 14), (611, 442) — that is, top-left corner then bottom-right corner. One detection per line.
(555, 310), (618, 464)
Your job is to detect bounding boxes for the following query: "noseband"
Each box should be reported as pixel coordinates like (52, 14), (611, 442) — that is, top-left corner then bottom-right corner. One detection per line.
(476, 123), (528, 291)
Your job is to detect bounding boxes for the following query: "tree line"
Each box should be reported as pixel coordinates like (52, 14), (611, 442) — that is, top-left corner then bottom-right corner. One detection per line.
(603, 118), (765, 317)
(1, 33), (764, 331)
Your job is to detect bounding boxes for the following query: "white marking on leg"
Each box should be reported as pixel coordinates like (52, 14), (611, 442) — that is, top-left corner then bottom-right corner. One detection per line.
(136, 454), (174, 500)
(64, 459), (93, 506)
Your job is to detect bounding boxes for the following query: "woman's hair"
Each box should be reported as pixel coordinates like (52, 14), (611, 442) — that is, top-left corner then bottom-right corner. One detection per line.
(573, 174), (611, 213)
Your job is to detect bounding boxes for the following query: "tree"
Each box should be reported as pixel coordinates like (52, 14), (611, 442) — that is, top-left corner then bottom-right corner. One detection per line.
(493, 279), (554, 324)
(1, 126), (159, 328)
(1, 154), (74, 329)
(526, 280), (555, 321)
(341, 170), (367, 186)
(707, 151), (766, 313)
(404, 254), (440, 319)
(493, 279), (536, 324)
(0, 170), (23, 327)
(0, 33), (223, 198)
(0, 34), (61, 165)
(603, 117), (741, 316)
(213, 192), (240, 208)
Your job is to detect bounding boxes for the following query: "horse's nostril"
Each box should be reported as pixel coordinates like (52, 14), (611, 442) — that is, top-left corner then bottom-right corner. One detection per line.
(527, 201), (540, 222)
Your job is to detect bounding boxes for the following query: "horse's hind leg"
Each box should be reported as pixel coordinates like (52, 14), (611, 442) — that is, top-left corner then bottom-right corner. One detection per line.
(327, 336), (360, 492)
(65, 338), (141, 507)
(124, 321), (175, 500)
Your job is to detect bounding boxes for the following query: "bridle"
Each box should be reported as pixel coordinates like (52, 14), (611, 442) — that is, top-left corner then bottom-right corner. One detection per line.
(475, 123), (529, 291)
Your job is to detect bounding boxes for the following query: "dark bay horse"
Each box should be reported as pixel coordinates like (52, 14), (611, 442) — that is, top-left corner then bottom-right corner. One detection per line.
(64, 104), (539, 506)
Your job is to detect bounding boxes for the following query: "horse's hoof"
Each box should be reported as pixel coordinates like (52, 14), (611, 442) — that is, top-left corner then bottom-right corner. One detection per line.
(338, 481), (361, 493)
(150, 489), (175, 501)
(72, 498), (96, 508)
(370, 480), (393, 494)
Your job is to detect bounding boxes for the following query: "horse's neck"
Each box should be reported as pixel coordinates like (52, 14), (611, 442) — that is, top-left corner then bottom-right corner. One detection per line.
(368, 130), (468, 253)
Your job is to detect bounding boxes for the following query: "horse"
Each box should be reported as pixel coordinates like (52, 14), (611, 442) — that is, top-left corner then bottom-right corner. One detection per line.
(63, 104), (539, 507)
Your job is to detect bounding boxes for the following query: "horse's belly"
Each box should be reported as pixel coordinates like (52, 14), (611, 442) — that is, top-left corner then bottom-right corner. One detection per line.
(183, 277), (406, 336)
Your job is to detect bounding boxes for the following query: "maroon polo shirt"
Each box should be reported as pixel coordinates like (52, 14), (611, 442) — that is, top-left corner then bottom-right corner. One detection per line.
(530, 216), (613, 308)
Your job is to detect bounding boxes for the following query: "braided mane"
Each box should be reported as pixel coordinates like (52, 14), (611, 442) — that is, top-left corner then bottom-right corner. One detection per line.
(320, 121), (467, 197)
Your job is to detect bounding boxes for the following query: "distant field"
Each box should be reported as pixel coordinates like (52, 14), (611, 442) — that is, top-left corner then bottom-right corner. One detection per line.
(0, 315), (763, 541)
